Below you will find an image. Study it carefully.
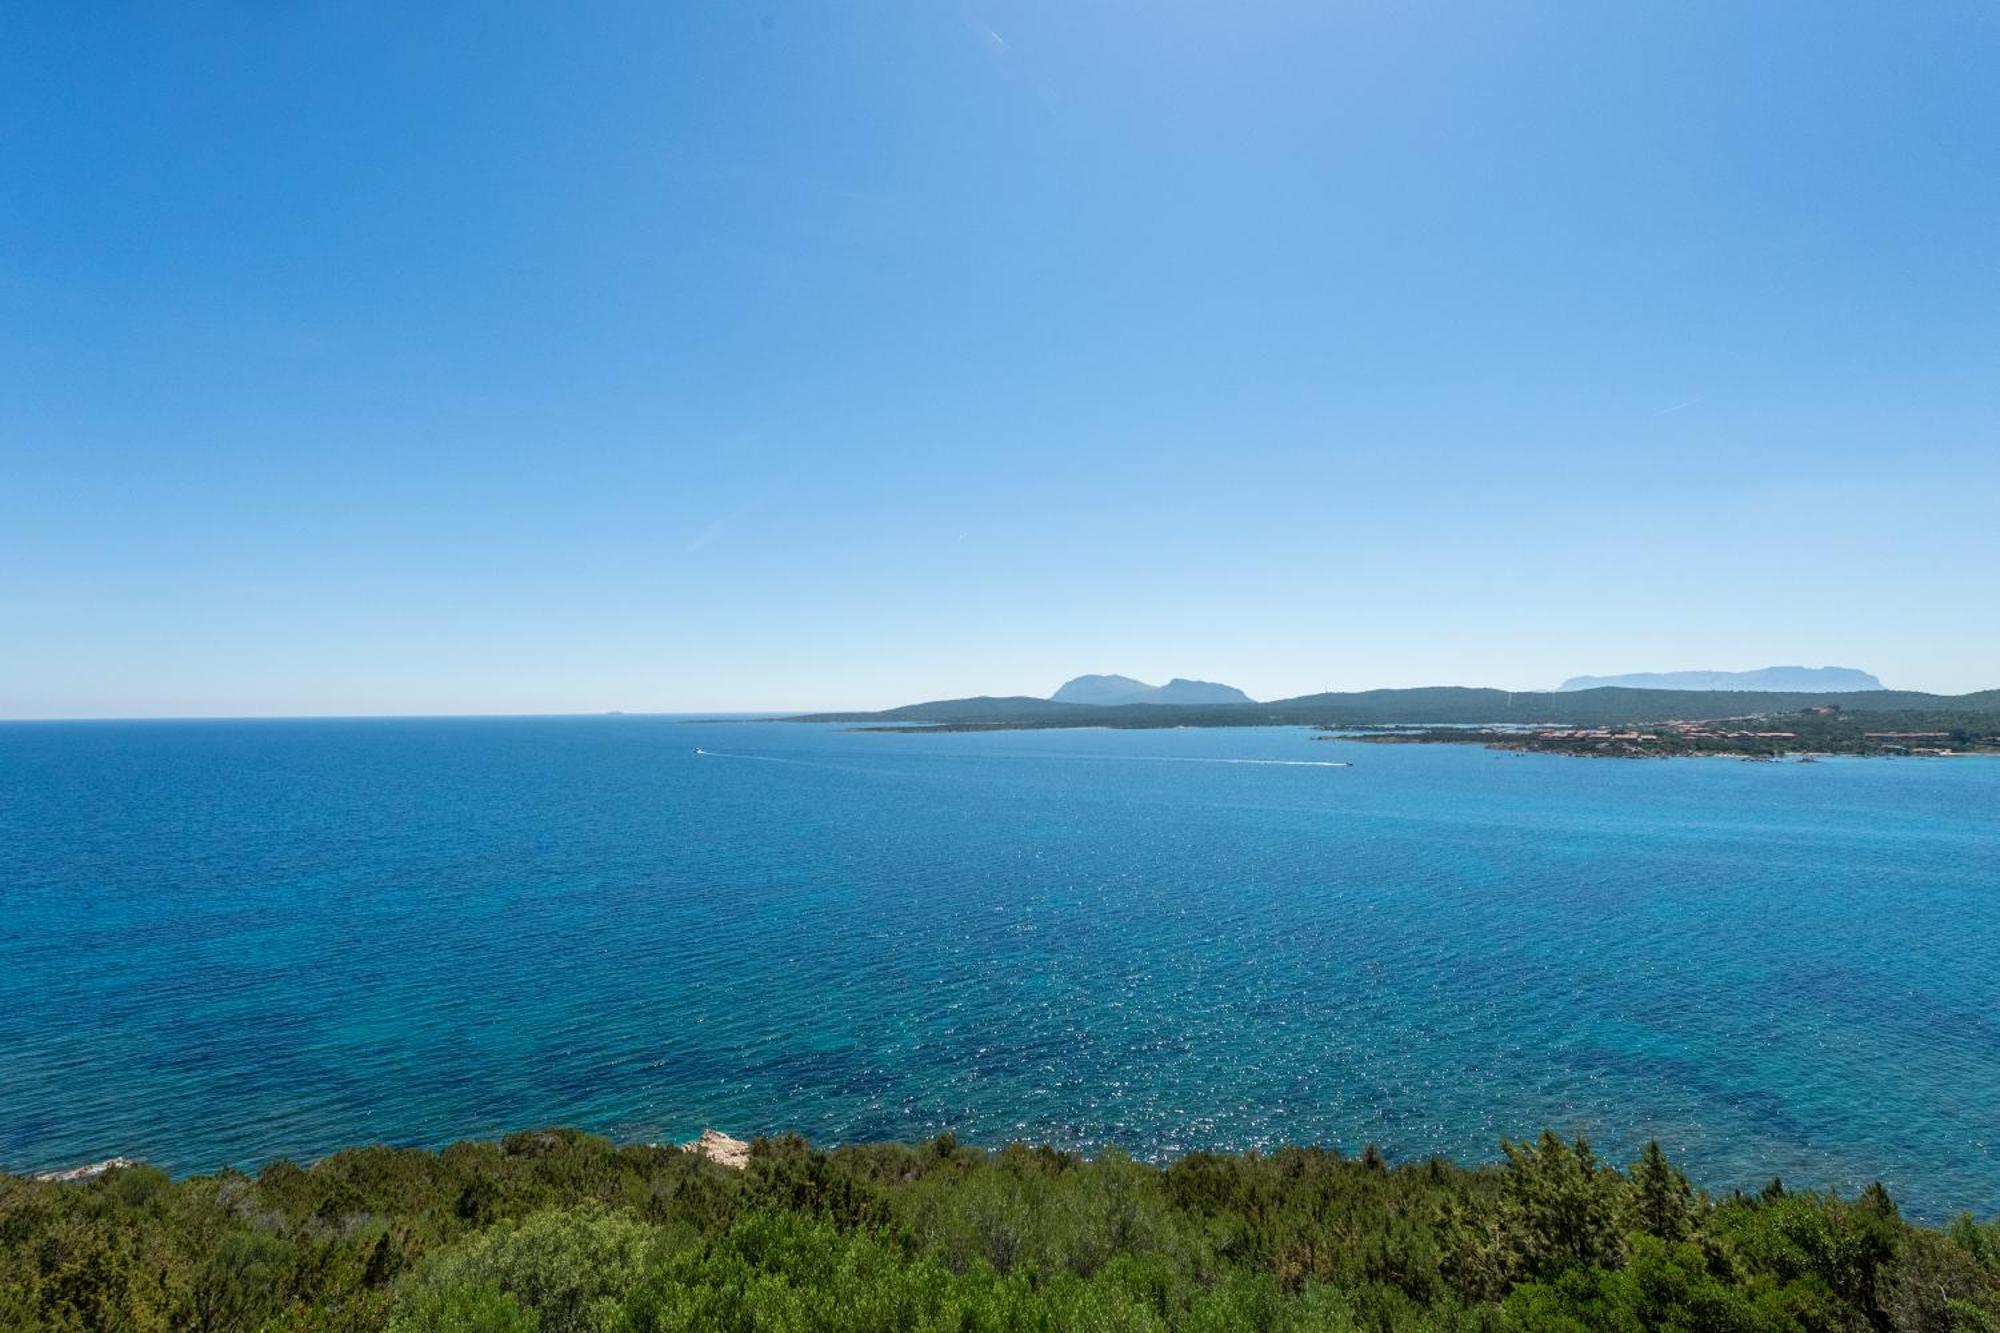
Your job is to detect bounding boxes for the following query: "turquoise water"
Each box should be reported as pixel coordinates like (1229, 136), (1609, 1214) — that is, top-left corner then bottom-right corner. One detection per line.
(2, 718), (1996, 1218)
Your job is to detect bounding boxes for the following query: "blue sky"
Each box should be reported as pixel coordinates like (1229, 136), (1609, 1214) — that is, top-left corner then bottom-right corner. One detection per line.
(3, 3), (1996, 716)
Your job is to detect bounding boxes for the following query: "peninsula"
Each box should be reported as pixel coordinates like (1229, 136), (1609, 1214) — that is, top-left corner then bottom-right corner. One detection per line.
(1338, 709), (2000, 759)
(789, 684), (2000, 757)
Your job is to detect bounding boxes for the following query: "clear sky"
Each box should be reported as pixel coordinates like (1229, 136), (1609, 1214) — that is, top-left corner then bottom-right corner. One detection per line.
(3, 3), (1996, 717)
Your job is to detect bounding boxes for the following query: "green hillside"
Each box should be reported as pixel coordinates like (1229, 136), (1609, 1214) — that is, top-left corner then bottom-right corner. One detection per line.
(791, 687), (2000, 732)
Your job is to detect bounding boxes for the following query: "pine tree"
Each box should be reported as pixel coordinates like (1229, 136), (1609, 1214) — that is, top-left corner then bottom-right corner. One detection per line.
(1493, 1131), (1625, 1280)
(1621, 1140), (1696, 1242)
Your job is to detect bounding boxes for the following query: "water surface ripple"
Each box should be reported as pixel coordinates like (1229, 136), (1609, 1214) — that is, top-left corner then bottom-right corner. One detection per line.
(1, 718), (1995, 1218)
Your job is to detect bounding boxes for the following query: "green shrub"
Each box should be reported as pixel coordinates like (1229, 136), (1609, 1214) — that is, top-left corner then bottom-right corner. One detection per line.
(2, 1130), (1993, 1332)
(391, 1204), (657, 1333)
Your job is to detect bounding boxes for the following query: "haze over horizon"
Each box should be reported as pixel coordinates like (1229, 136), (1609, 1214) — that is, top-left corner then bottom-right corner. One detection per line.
(4, 3), (1997, 719)
(2, 662), (1976, 723)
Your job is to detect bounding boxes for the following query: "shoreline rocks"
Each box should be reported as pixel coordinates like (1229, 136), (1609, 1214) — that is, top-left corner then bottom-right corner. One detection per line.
(680, 1129), (750, 1169)
(32, 1157), (142, 1183)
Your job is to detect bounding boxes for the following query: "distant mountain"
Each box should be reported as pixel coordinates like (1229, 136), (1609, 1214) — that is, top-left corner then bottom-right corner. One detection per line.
(1152, 678), (1255, 704)
(1052, 674), (1157, 705)
(1051, 675), (1254, 706)
(1558, 666), (1885, 693)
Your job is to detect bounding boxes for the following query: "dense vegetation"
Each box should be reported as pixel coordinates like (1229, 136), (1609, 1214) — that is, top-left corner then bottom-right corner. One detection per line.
(790, 687), (2000, 734)
(5, 1129), (1997, 1331)
(1344, 708), (2000, 759)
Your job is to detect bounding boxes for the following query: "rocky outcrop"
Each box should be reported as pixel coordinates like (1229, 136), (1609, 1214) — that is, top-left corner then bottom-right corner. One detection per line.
(32, 1157), (142, 1183)
(681, 1129), (751, 1169)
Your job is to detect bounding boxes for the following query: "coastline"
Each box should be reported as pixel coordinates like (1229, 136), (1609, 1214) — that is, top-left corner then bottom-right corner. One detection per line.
(9, 1122), (1996, 1332)
(1332, 726), (2000, 761)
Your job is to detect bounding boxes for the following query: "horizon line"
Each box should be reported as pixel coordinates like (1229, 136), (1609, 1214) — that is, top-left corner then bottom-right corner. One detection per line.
(5, 679), (1991, 727)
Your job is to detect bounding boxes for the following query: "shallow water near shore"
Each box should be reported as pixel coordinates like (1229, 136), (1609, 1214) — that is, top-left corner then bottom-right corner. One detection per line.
(2, 717), (1996, 1218)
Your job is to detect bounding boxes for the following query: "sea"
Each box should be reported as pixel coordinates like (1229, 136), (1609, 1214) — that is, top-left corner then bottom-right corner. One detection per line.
(2, 716), (1996, 1219)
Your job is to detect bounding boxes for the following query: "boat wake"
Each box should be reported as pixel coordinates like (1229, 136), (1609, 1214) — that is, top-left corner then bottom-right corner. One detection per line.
(1097, 755), (1351, 768)
(693, 747), (835, 768)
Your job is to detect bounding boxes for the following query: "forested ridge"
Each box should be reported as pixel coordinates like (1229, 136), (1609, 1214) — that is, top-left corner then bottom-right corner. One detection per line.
(5, 1128), (1997, 1331)
(789, 687), (2000, 734)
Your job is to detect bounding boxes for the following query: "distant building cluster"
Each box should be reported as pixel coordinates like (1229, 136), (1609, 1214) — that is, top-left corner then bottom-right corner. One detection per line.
(1861, 732), (1957, 755)
(1528, 722), (1799, 746)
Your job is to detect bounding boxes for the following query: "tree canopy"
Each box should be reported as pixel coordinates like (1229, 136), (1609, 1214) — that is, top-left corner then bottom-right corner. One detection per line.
(3, 1128), (1996, 1331)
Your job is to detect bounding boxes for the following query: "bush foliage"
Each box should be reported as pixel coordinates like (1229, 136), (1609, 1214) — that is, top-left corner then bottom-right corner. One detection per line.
(3, 1127), (1996, 1330)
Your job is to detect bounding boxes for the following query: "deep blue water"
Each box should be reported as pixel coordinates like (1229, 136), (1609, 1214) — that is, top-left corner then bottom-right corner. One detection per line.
(2, 718), (1997, 1218)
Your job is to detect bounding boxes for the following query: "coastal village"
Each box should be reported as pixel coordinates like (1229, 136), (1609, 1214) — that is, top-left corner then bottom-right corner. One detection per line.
(1513, 716), (1974, 757)
(1342, 704), (1993, 758)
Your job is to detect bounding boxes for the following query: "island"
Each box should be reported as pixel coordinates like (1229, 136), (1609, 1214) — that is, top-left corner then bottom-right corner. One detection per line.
(1051, 673), (1255, 705)
(1557, 665), (1887, 693)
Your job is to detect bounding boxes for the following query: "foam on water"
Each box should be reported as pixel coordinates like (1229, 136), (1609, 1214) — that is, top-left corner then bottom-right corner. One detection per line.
(1, 717), (1995, 1217)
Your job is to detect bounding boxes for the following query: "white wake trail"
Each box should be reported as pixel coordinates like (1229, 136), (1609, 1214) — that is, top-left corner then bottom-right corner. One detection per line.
(692, 748), (828, 767)
(1046, 753), (1351, 768)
